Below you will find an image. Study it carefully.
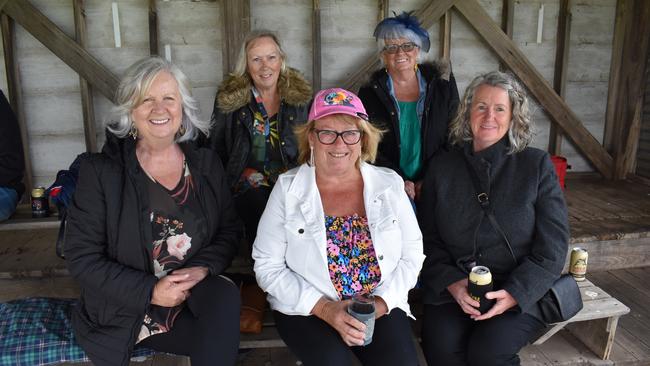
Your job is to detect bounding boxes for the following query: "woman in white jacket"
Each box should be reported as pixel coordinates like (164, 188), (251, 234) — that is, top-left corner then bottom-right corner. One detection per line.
(253, 88), (424, 366)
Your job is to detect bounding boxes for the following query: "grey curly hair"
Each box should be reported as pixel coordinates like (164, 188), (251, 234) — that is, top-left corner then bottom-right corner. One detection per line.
(449, 71), (533, 153)
(106, 57), (209, 142)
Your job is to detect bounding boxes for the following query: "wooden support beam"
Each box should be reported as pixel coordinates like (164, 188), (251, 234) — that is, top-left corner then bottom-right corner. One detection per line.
(148, 0), (158, 56)
(609, 0), (650, 179)
(220, 0), (250, 77)
(604, 0), (626, 152)
(345, 0), (456, 91)
(378, 0), (389, 23)
(1, 14), (32, 197)
(312, 0), (321, 91)
(499, 0), (514, 72)
(439, 11), (451, 60)
(548, 0), (571, 155)
(73, 0), (97, 153)
(501, 0), (514, 38)
(2, 0), (118, 103)
(454, 0), (613, 177)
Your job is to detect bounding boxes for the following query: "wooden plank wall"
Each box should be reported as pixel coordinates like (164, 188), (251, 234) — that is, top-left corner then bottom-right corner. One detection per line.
(0, 0), (632, 187)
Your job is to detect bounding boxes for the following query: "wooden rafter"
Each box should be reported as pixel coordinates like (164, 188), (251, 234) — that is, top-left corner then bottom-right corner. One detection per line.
(548, 0), (571, 155)
(149, 0), (158, 56)
(220, 0), (250, 77)
(2, 0), (118, 103)
(609, 0), (650, 179)
(454, 0), (613, 177)
(73, 0), (97, 153)
(312, 0), (321, 91)
(1, 13), (32, 196)
(439, 11), (451, 60)
(344, 0), (456, 91)
(604, 0), (626, 152)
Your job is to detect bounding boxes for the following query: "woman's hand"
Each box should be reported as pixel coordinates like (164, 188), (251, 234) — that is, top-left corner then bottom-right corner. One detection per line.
(404, 180), (416, 200)
(447, 278), (481, 316)
(414, 180), (423, 201)
(171, 266), (209, 288)
(472, 289), (518, 321)
(374, 296), (388, 319)
(151, 273), (194, 307)
(311, 297), (366, 346)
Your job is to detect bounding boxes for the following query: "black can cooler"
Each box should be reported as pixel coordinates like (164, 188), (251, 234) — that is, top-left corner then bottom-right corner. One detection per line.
(468, 265), (494, 314)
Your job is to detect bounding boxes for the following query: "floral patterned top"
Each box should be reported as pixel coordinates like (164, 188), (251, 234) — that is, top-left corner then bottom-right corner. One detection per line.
(137, 161), (207, 343)
(325, 214), (381, 299)
(236, 88), (285, 193)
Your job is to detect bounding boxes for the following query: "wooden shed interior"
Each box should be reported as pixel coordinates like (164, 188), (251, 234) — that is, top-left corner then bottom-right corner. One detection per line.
(0, 0), (648, 191)
(1, 1), (650, 365)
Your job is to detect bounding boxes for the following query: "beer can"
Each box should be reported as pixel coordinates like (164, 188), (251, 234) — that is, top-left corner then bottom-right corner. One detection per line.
(569, 247), (588, 281)
(468, 266), (494, 313)
(31, 187), (49, 218)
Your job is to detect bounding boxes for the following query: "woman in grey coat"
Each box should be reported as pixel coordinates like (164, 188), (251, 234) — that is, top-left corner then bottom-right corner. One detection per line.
(418, 71), (569, 366)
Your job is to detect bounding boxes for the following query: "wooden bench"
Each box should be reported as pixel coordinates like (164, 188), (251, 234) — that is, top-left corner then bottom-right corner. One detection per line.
(531, 278), (629, 360)
(238, 279), (631, 362)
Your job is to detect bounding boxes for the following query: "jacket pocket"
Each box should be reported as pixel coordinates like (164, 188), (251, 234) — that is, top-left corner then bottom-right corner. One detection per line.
(372, 215), (402, 276)
(283, 220), (314, 274)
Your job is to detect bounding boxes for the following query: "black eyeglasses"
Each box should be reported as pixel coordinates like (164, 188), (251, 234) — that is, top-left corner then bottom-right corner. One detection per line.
(313, 129), (363, 145)
(383, 42), (418, 54)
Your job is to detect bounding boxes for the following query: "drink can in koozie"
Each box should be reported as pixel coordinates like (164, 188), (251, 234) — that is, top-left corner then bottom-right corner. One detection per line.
(347, 293), (375, 346)
(468, 265), (494, 313)
(570, 247), (588, 281)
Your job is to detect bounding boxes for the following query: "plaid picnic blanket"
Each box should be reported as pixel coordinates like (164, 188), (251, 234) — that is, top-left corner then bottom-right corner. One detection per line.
(0, 297), (155, 366)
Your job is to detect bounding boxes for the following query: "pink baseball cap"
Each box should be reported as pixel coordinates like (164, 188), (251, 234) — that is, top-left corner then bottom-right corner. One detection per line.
(308, 88), (369, 122)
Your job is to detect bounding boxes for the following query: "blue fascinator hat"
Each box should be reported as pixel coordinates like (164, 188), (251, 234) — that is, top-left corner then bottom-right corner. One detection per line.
(373, 11), (430, 53)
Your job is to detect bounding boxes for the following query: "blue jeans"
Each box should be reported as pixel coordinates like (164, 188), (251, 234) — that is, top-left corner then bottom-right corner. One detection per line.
(0, 186), (19, 221)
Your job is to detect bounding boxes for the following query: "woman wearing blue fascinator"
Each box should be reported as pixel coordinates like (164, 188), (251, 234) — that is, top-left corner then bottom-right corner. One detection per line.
(358, 11), (459, 203)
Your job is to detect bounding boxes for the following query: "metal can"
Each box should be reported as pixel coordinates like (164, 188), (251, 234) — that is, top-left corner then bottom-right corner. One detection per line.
(569, 247), (588, 281)
(468, 266), (494, 313)
(31, 187), (49, 218)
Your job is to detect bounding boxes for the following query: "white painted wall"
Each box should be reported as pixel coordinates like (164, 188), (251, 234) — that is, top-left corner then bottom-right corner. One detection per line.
(2, 0), (616, 188)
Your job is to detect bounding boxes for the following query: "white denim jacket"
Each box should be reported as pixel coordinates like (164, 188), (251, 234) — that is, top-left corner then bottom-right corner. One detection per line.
(253, 162), (424, 317)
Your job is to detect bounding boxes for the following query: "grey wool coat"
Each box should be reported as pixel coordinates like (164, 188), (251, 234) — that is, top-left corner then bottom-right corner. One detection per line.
(417, 138), (569, 319)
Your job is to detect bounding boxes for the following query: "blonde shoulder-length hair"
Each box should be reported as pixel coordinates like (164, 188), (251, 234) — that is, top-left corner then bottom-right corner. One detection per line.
(294, 114), (384, 168)
(232, 30), (287, 77)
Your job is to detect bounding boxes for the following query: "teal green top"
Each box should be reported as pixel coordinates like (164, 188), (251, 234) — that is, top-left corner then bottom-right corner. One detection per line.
(397, 101), (422, 180)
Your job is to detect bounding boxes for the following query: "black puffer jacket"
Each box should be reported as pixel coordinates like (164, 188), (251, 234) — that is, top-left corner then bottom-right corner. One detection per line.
(0, 90), (24, 198)
(357, 61), (459, 180)
(65, 133), (240, 366)
(209, 68), (312, 190)
(417, 139), (569, 319)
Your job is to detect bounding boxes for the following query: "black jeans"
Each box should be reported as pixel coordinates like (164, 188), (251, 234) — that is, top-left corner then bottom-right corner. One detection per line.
(421, 302), (544, 366)
(274, 309), (418, 366)
(138, 275), (241, 366)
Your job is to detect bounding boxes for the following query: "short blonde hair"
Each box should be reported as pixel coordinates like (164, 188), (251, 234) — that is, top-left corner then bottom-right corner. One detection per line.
(294, 114), (384, 167)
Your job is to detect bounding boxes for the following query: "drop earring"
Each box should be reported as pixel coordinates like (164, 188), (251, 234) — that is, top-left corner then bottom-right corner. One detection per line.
(177, 124), (186, 138)
(128, 125), (138, 140)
